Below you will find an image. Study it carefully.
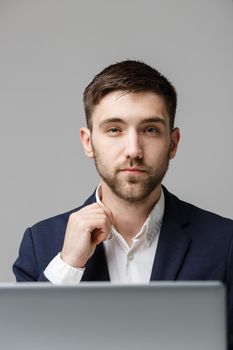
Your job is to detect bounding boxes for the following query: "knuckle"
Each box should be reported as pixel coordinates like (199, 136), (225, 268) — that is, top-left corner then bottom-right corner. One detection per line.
(69, 212), (75, 218)
(69, 212), (79, 222)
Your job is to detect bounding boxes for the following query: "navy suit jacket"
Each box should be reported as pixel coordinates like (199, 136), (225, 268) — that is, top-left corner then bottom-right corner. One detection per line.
(13, 187), (233, 348)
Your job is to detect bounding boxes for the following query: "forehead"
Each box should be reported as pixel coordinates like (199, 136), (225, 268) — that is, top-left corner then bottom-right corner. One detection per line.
(91, 91), (169, 126)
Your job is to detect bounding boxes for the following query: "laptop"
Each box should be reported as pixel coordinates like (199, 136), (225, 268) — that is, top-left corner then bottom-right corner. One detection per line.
(0, 282), (226, 350)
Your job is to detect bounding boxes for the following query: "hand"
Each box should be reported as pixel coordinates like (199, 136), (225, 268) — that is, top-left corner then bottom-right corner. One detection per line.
(61, 203), (114, 268)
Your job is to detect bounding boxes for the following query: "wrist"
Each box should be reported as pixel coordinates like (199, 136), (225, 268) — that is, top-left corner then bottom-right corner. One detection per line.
(60, 252), (87, 269)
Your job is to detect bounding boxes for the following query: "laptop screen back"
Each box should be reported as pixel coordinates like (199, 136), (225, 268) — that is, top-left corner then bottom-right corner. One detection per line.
(0, 282), (226, 350)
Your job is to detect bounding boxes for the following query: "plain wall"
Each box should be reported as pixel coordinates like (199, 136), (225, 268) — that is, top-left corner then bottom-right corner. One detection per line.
(0, 0), (232, 281)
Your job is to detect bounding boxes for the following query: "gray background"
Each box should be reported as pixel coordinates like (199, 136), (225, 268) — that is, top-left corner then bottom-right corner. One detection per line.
(0, 0), (232, 281)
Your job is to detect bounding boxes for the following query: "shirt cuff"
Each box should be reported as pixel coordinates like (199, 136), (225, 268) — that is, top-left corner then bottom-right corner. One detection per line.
(44, 252), (85, 284)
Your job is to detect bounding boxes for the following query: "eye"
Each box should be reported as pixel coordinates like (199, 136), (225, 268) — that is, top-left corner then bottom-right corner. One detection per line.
(106, 127), (121, 135)
(143, 127), (160, 135)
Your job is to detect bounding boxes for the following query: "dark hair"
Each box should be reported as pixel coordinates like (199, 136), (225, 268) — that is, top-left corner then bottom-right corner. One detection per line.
(83, 60), (177, 130)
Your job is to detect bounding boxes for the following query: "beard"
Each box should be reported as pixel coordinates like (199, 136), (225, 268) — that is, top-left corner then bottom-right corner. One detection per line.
(93, 148), (170, 204)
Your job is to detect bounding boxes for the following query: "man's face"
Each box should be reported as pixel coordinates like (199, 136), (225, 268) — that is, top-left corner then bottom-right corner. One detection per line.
(81, 91), (180, 203)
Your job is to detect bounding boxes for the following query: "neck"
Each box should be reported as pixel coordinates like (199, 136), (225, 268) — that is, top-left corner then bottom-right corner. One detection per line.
(99, 182), (162, 242)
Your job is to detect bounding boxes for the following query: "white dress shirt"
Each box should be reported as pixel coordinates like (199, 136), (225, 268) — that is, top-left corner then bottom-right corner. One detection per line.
(44, 187), (165, 284)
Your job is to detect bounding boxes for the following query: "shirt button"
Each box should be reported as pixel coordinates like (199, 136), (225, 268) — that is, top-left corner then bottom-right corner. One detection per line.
(128, 252), (134, 260)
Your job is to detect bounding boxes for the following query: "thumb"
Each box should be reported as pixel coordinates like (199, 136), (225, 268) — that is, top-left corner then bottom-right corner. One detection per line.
(103, 205), (115, 226)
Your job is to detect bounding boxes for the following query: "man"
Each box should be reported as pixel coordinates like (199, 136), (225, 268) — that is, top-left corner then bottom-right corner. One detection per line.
(13, 60), (233, 347)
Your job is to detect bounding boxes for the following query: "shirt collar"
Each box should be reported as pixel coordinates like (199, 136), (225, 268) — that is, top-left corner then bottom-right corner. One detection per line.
(95, 184), (164, 247)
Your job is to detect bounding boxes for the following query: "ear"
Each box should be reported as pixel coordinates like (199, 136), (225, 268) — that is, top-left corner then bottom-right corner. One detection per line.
(169, 127), (180, 159)
(80, 127), (94, 158)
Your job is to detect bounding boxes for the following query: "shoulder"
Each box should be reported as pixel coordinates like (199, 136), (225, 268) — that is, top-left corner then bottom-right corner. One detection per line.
(163, 186), (233, 231)
(29, 190), (97, 240)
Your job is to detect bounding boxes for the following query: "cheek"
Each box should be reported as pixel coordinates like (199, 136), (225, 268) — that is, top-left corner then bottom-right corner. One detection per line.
(97, 139), (124, 157)
(145, 140), (170, 159)
(93, 142), (119, 163)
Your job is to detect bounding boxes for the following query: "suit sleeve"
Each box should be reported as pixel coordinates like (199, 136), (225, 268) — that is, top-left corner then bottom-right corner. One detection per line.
(12, 228), (50, 282)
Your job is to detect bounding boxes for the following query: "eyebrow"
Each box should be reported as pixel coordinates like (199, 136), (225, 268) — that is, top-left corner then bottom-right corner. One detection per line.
(99, 118), (124, 128)
(98, 116), (167, 128)
(139, 117), (166, 126)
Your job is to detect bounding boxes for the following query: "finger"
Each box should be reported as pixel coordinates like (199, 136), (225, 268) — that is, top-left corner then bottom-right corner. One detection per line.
(102, 206), (114, 226)
(89, 202), (114, 225)
(89, 214), (112, 233)
(91, 228), (109, 244)
(80, 205), (114, 227)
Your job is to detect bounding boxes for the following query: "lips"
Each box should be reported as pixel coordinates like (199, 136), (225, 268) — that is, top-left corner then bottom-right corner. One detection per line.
(120, 168), (146, 172)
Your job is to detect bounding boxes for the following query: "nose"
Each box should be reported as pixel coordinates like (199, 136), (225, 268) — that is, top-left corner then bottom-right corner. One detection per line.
(124, 130), (143, 160)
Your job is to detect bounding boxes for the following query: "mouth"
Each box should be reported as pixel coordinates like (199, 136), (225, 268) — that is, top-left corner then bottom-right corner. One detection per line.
(120, 168), (146, 173)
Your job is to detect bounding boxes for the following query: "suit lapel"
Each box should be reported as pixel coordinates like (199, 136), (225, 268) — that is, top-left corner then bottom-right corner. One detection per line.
(81, 243), (110, 281)
(150, 188), (191, 281)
